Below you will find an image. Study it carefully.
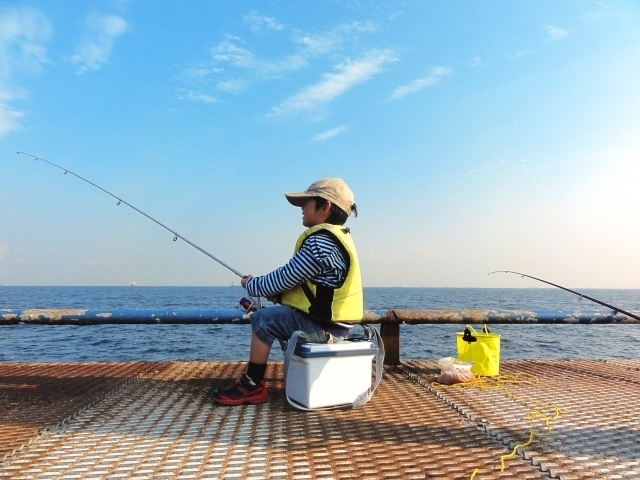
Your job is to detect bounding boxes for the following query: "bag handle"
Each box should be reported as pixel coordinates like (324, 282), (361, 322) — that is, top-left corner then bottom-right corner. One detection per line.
(284, 327), (385, 411)
(463, 324), (482, 343)
(465, 324), (491, 335)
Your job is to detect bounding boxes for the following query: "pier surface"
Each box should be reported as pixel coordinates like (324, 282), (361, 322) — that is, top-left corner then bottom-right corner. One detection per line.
(1, 360), (639, 479)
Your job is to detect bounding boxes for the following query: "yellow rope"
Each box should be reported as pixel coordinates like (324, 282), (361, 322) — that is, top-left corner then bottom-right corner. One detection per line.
(432, 372), (568, 478)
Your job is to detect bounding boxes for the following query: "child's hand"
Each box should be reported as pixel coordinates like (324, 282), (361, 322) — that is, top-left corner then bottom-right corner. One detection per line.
(241, 274), (253, 288)
(267, 294), (282, 305)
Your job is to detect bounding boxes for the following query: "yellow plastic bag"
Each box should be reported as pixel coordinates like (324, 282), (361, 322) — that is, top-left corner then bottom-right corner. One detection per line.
(456, 324), (501, 376)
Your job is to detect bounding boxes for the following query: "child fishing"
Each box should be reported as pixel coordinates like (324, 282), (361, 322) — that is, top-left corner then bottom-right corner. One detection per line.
(210, 178), (363, 405)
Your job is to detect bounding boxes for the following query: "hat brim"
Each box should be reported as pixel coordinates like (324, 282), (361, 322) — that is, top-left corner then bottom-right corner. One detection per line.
(284, 192), (314, 207)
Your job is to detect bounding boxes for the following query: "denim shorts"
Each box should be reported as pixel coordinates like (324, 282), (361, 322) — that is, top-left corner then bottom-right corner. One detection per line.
(250, 305), (338, 351)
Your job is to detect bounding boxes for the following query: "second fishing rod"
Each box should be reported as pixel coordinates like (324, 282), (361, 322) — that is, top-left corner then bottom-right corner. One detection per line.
(489, 270), (640, 322)
(17, 151), (246, 280)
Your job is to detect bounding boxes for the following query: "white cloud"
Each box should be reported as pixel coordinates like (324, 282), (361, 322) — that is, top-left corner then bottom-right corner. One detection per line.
(216, 79), (246, 94)
(294, 21), (376, 56)
(71, 14), (129, 74)
(340, 21), (376, 35)
(470, 57), (484, 68)
(0, 103), (22, 135)
(180, 65), (220, 82)
(0, 242), (9, 261)
(314, 125), (348, 141)
(270, 49), (396, 117)
(545, 25), (569, 40)
(580, 4), (610, 22)
(212, 40), (307, 77)
(269, 54), (308, 74)
(0, 7), (51, 75)
(0, 6), (51, 137)
(511, 49), (535, 59)
(0, 88), (24, 136)
(181, 19), (378, 101)
(244, 11), (284, 32)
(213, 41), (255, 68)
(390, 67), (452, 100)
(178, 90), (217, 103)
(295, 31), (341, 55)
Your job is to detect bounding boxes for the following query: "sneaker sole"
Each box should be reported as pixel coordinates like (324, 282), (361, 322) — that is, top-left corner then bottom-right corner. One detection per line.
(210, 390), (268, 406)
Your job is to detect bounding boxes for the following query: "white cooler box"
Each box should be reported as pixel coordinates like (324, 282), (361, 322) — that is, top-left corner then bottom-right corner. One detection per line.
(285, 340), (379, 409)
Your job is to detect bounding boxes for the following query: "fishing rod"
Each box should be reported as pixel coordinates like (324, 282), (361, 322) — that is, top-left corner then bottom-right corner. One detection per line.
(17, 151), (244, 278)
(489, 270), (640, 321)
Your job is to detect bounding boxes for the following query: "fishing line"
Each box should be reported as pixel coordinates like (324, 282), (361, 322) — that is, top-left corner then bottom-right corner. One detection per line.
(17, 151), (243, 278)
(488, 270), (640, 321)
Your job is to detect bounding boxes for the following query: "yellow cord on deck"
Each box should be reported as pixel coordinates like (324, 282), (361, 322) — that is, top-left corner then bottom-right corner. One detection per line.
(432, 372), (568, 479)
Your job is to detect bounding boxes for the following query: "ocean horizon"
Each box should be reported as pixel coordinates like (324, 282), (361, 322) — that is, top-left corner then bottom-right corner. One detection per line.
(1, 286), (639, 363)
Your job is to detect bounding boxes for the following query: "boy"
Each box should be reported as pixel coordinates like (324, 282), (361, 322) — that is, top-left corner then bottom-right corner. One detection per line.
(210, 178), (363, 405)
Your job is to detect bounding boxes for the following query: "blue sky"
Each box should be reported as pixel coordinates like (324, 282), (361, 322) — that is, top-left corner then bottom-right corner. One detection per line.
(1, 1), (639, 288)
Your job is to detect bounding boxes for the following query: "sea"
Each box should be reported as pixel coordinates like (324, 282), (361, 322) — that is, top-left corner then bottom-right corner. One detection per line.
(1, 286), (639, 363)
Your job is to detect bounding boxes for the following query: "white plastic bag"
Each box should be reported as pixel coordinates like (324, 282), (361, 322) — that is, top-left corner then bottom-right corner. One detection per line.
(437, 357), (475, 385)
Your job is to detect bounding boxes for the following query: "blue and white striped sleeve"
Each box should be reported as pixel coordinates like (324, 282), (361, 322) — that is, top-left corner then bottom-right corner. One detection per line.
(245, 234), (346, 298)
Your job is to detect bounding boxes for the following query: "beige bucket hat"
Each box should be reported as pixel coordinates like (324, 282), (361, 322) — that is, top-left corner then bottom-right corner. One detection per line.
(285, 178), (356, 216)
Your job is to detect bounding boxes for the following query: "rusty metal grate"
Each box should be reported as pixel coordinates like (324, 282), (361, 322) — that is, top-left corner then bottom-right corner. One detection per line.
(1, 361), (549, 479)
(3, 360), (639, 479)
(402, 359), (640, 479)
(0, 362), (169, 464)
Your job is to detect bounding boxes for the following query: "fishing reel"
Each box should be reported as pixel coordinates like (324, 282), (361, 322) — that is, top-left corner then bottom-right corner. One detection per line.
(239, 296), (262, 313)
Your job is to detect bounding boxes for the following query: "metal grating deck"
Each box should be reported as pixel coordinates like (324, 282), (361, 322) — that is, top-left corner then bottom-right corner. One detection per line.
(402, 359), (640, 479)
(1, 360), (639, 479)
(0, 362), (168, 464)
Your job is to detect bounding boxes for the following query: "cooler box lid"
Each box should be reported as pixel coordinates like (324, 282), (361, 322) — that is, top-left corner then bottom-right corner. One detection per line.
(294, 341), (378, 358)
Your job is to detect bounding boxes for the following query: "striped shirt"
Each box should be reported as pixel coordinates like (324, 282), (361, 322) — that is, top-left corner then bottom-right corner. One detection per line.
(245, 232), (348, 298)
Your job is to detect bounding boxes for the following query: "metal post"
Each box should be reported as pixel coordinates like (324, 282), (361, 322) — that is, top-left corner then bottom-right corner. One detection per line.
(380, 322), (400, 366)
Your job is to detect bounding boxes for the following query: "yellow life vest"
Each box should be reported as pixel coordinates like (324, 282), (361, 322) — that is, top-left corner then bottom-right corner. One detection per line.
(280, 224), (363, 323)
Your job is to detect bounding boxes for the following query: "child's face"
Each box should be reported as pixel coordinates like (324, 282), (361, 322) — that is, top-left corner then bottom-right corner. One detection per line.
(301, 198), (330, 227)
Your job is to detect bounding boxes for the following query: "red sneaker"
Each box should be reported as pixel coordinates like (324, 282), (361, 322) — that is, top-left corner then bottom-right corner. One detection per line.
(210, 374), (268, 405)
